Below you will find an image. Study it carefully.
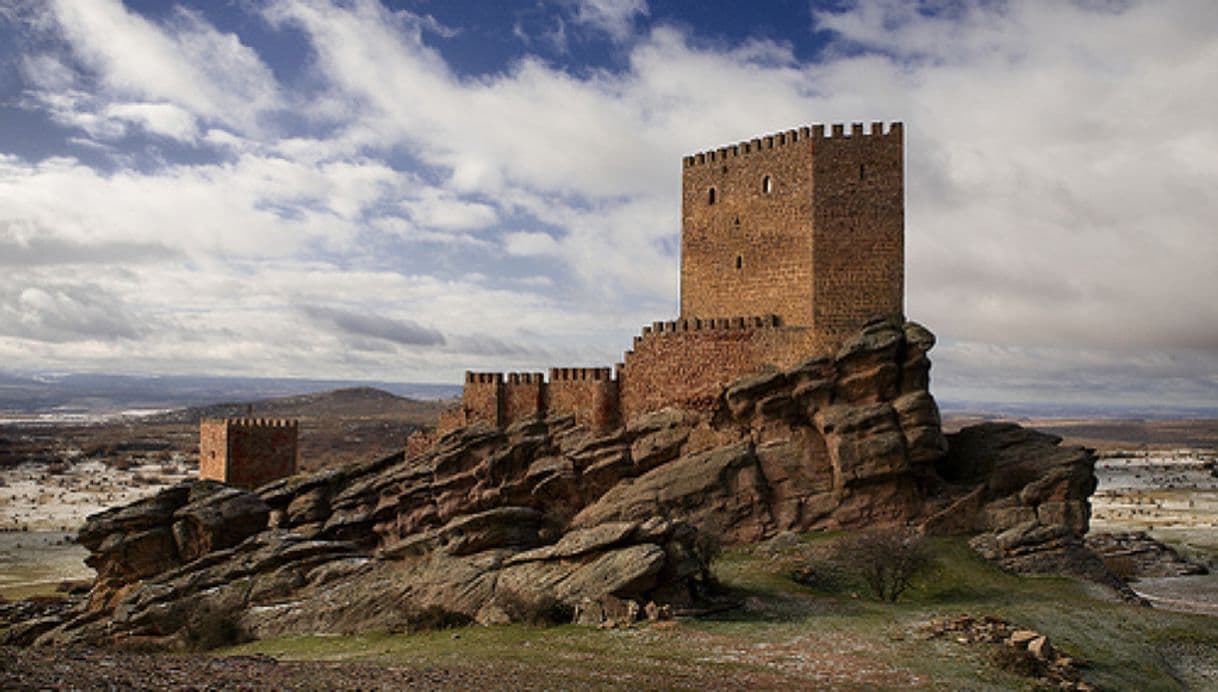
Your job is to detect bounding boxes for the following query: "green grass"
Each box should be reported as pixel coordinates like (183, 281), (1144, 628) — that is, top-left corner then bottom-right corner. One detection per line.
(222, 535), (1218, 690)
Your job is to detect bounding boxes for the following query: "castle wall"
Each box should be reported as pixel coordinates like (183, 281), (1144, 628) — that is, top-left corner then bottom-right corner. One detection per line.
(503, 372), (546, 424)
(680, 128), (815, 327)
(548, 367), (619, 430)
(619, 317), (821, 420)
(463, 372), (504, 427)
(406, 429), (436, 459)
(437, 405), (467, 435)
(198, 418), (298, 491)
(811, 122), (904, 337)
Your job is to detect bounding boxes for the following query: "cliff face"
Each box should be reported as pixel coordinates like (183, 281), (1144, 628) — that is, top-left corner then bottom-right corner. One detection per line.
(31, 319), (1108, 649)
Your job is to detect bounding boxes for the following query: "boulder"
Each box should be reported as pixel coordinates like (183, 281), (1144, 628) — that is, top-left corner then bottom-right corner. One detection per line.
(171, 483), (270, 561)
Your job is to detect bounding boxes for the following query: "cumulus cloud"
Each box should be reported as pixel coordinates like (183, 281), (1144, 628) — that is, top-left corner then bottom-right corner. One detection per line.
(103, 102), (199, 142)
(402, 189), (498, 231)
(503, 231), (561, 256)
(567, 0), (648, 41)
(36, 0), (280, 135)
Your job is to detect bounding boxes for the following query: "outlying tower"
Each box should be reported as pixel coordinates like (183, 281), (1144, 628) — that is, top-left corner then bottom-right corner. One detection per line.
(199, 418), (298, 490)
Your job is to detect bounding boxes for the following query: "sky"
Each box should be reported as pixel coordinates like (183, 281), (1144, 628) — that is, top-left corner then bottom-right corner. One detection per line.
(0, 0), (1216, 412)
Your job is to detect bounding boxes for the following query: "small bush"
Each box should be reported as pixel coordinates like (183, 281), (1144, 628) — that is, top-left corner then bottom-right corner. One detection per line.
(833, 527), (931, 603)
(791, 560), (851, 592)
(495, 588), (573, 627)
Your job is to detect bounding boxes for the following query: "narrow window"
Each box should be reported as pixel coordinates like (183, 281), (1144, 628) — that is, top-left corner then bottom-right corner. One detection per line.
(735, 255), (743, 270)
(708, 187), (717, 205)
(762, 175), (773, 193)
(859, 163), (866, 180)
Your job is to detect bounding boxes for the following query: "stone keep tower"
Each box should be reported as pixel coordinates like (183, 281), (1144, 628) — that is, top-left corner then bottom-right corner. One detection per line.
(199, 418), (298, 490)
(680, 122), (904, 339)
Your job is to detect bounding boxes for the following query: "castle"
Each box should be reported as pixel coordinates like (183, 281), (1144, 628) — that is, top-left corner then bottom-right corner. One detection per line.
(436, 121), (904, 435)
(201, 121), (904, 482)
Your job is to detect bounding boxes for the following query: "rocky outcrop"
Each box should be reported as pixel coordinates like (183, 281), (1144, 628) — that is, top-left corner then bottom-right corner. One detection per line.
(76, 481), (270, 613)
(918, 423), (1141, 602)
(924, 423), (1099, 575)
(32, 318), (1118, 648)
(1086, 531), (1208, 579)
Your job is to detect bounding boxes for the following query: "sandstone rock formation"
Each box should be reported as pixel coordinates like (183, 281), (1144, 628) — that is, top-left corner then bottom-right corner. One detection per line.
(919, 423), (1142, 601)
(31, 318), (1123, 649)
(925, 423), (1097, 566)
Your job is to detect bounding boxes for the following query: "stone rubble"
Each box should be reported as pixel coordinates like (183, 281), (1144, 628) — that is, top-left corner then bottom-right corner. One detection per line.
(920, 614), (1093, 691)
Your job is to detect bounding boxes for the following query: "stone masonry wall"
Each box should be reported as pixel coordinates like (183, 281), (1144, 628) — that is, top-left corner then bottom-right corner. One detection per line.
(503, 372), (546, 424)
(463, 373), (504, 427)
(198, 418), (298, 491)
(619, 318), (821, 420)
(681, 129), (815, 327)
(548, 368), (619, 429)
(680, 121), (903, 340)
(811, 123), (904, 337)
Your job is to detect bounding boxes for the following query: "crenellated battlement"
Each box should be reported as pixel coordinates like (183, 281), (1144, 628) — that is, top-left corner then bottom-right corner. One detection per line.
(506, 372), (544, 384)
(466, 372), (505, 384)
(549, 367), (613, 382)
(218, 417), (299, 430)
(638, 314), (781, 339)
(683, 121), (901, 168)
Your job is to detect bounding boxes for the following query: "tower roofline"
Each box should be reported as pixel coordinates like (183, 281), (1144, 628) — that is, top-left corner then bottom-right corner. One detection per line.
(683, 121), (902, 168)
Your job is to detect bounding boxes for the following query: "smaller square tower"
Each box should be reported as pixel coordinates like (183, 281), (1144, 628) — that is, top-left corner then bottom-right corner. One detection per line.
(199, 418), (299, 490)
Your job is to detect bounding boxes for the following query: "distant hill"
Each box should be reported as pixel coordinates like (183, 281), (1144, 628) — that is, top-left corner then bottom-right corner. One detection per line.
(148, 387), (449, 425)
(0, 371), (460, 416)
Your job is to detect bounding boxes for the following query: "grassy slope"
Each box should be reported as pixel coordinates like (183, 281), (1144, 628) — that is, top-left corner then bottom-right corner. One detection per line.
(223, 535), (1218, 690)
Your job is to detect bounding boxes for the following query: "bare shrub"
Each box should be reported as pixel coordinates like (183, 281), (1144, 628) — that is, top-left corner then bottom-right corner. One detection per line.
(833, 527), (931, 603)
(692, 530), (722, 566)
(398, 604), (473, 632)
(183, 601), (250, 651)
(989, 644), (1045, 679)
(1101, 554), (1139, 582)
